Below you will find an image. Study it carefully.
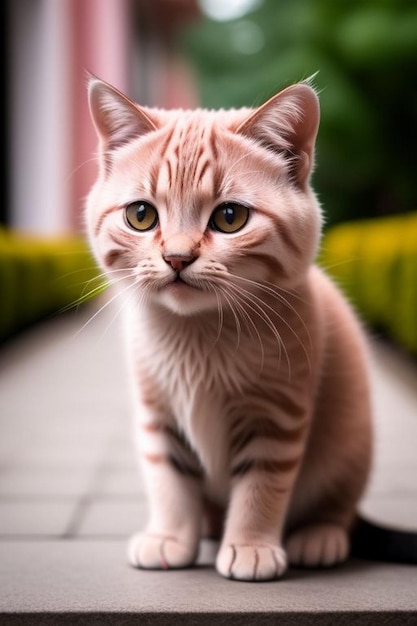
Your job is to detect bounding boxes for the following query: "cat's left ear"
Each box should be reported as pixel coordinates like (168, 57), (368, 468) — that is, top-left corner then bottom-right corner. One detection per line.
(88, 76), (158, 152)
(237, 83), (320, 187)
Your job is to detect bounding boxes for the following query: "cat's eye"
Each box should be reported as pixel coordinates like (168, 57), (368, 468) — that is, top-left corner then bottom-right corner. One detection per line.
(209, 203), (250, 234)
(125, 201), (158, 231)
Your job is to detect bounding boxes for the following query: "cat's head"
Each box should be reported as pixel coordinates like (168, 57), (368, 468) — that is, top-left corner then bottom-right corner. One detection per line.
(86, 77), (322, 316)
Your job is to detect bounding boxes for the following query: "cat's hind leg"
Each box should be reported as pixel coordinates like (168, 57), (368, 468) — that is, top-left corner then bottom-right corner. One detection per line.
(284, 412), (370, 570)
(285, 523), (349, 567)
(286, 269), (373, 569)
(283, 393), (372, 568)
(284, 279), (373, 569)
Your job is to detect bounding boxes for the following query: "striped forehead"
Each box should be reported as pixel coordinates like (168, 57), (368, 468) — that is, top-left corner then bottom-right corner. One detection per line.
(152, 115), (218, 217)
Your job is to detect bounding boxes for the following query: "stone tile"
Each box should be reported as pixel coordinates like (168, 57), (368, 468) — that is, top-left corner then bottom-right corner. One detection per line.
(10, 441), (107, 470)
(364, 466), (417, 498)
(76, 498), (148, 536)
(102, 440), (138, 470)
(0, 468), (96, 497)
(359, 494), (417, 532)
(370, 343), (417, 431)
(0, 499), (77, 536)
(94, 468), (145, 497)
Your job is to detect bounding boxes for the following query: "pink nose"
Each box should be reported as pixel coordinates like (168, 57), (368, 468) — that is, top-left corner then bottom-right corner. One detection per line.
(163, 254), (196, 272)
(162, 233), (199, 272)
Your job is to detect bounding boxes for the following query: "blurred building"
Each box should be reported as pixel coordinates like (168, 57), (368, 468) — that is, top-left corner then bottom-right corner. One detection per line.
(7, 0), (201, 236)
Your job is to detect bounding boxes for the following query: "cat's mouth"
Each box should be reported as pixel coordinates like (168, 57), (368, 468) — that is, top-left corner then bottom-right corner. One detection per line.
(158, 272), (217, 313)
(167, 273), (197, 290)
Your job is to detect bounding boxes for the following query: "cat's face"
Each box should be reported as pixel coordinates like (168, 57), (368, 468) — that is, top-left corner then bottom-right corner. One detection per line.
(86, 78), (322, 315)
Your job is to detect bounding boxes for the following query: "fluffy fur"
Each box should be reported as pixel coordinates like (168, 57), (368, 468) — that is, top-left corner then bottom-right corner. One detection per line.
(86, 77), (373, 581)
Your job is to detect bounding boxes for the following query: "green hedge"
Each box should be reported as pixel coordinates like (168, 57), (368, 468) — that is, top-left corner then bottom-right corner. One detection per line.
(0, 228), (101, 342)
(319, 212), (417, 356)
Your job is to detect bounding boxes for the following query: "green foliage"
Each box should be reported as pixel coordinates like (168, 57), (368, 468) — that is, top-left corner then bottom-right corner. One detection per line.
(318, 211), (417, 356)
(181, 0), (417, 227)
(0, 229), (102, 342)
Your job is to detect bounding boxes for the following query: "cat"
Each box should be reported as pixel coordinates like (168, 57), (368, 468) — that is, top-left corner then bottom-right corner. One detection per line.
(85, 76), (417, 581)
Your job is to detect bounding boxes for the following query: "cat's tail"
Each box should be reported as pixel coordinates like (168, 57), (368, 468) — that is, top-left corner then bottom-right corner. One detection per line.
(351, 515), (417, 565)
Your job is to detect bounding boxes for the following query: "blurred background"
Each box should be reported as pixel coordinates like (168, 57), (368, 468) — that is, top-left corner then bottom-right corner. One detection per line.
(2, 0), (417, 353)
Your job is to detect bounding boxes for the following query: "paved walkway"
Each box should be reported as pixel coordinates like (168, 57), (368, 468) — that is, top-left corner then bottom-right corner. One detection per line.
(1, 300), (417, 624)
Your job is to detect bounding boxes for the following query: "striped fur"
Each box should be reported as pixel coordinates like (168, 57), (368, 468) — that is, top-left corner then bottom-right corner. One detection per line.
(86, 78), (372, 581)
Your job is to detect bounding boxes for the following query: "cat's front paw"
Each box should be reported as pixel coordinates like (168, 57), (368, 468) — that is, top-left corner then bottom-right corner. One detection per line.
(216, 542), (287, 581)
(128, 532), (198, 570)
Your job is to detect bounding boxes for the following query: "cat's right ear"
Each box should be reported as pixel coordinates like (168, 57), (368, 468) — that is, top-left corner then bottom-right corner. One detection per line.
(236, 82), (320, 188)
(88, 77), (157, 152)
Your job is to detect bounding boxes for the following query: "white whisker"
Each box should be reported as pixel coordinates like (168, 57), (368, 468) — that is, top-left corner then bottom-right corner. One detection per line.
(58, 267), (135, 314)
(58, 282), (109, 314)
(230, 273), (313, 358)
(216, 285), (242, 351)
(72, 275), (137, 339)
(99, 283), (140, 342)
(227, 282), (289, 376)
(214, 279), (266, 369)
(206, 284), (225, 352)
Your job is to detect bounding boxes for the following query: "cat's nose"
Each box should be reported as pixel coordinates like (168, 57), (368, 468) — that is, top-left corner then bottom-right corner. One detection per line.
(163, 254), (196, 272)
(162, 233), (199, 272)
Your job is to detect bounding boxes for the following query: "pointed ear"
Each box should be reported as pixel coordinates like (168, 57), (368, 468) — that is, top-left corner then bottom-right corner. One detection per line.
(237, 83), (320, 187)
(87, 77), (157, 152)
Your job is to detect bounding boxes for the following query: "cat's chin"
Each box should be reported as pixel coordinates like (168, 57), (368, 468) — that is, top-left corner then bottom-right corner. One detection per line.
(155, 282), (218, 316)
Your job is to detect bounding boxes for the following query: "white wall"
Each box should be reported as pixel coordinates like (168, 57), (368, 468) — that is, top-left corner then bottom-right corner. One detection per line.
(9, 0), (72, 235)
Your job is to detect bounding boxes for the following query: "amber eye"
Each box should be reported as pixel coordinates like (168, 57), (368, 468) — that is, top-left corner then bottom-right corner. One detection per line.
(125, 201), (158, 231)
(209, 203), (250, 234)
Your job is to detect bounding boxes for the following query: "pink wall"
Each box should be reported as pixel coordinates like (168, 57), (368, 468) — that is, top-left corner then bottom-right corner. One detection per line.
(69, 0), (131, 232)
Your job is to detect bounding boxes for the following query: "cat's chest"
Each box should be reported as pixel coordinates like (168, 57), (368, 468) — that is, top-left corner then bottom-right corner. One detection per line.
(137, 319), (261, 406)
(127, 303), (310, 417)
(127, 306), (309, 499)
(129, 324), (230, 489)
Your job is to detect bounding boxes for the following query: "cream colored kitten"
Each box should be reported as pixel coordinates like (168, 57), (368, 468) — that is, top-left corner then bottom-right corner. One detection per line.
(86, 77), (373, 581)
